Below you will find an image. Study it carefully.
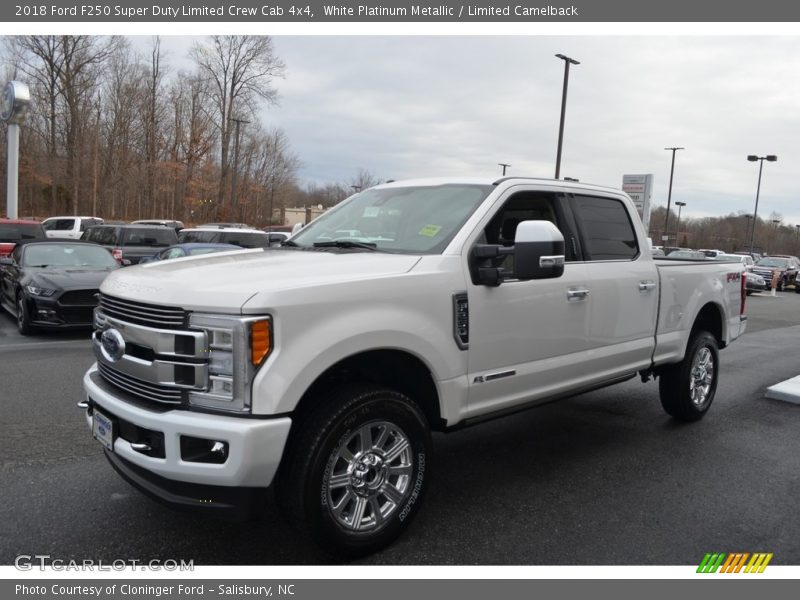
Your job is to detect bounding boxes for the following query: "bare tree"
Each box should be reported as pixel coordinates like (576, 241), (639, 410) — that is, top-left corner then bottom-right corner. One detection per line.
(350, 168), (382, 192)
(190, 36), (285, 214)
(167, 71), (217, 222)
(141, 37), (169, 218)
(57, 35), (122, 214)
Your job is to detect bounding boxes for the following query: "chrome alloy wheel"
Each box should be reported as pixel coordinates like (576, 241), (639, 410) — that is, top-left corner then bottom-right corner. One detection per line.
(325, 421), (413, 532)
(689, 347), (715, 406)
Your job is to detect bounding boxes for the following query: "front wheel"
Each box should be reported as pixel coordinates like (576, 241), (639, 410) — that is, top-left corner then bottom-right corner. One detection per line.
(16, 292), (33, 336)
(276, 385), (431, 556)
(659, 330), (719, 421)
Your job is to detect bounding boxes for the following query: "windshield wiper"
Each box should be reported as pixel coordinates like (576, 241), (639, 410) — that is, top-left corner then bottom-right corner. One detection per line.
(313, 240), (378, 251)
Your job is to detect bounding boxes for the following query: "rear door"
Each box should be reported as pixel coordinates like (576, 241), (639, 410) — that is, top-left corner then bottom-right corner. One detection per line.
(568, 193), (659, 376)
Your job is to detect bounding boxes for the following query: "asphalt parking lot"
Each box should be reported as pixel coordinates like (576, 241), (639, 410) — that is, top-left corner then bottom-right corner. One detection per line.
(1, 290), (799, 565)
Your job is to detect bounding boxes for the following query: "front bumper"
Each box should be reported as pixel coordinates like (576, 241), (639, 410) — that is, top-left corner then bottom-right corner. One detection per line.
(82, 364), (292, 491)
(26, 293), (95, 327)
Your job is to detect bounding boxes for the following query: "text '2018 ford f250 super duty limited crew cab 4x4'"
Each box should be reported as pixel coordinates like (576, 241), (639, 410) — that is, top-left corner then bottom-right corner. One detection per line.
(80, 177), (747, 555)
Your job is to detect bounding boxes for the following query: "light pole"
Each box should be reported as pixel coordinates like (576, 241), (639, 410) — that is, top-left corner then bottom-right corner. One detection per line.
(554, 54), (579, 180)
(772, 218), (781, 254)
(663, 147), (684, 244)
(747, 154), (778, 256)
(498, 163), (511, 176)
(674, 201), (686, 246)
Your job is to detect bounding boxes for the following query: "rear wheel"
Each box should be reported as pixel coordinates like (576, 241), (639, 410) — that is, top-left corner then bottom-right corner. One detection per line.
(659, 330), (719, 421)
(276, 384), (431, 556)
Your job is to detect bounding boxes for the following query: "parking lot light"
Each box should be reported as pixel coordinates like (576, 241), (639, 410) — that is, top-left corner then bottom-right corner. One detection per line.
(747, 155), (778, 256)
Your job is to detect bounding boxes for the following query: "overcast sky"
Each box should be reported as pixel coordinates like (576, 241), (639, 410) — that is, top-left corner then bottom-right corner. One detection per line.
(144, 36), (800, 224)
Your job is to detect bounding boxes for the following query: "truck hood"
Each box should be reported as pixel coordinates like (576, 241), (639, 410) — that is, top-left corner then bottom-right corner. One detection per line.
(100, 248), (421, 312)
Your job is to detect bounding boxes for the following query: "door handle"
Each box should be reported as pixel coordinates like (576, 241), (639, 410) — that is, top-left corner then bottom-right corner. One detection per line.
(639, 281), (657, 292)
(567, 288), (590, 300)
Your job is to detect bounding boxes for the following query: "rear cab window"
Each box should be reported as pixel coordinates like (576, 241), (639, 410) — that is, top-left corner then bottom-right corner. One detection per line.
(571, 195), (639, 261)
(44, 219), (76, 231)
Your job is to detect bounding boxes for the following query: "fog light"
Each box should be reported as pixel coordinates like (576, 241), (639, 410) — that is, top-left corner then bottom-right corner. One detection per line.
(180, 436), (229, 464)
(210, 377), (233, 396)
(37, 309), (59, 322)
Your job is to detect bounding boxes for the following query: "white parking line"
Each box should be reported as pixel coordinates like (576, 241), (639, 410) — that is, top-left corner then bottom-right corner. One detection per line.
(0, 339), (90, 351)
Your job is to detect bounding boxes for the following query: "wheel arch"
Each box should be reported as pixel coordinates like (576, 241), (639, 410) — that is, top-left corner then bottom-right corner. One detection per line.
(290, 349), (444, 433)
(691, 302), (725, 349)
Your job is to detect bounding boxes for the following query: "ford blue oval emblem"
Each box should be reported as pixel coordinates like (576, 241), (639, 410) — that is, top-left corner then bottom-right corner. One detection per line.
(100, 328), (126, 363)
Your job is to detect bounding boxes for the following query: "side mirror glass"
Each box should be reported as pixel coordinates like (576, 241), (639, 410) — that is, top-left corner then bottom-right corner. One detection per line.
(513, 221), (565, 280)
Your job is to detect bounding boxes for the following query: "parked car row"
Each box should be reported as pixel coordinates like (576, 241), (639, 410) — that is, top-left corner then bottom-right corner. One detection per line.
(0, 217), (297, 334)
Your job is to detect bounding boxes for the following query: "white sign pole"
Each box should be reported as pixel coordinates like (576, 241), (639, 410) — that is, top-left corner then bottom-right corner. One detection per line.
(2, 81), (31, 219)
(622, 174), (654, 232)
(6, 123), (19, 219)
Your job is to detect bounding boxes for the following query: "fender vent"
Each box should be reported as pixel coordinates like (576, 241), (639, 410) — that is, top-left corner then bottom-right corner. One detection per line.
(453, 292), (469, 350)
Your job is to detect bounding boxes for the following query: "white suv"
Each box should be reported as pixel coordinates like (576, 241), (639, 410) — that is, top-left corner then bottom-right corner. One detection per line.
(42, 216), (104, 239)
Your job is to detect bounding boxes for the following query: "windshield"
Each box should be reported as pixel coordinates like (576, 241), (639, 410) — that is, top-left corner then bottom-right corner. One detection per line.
(23, 244), (118, 268)
(289, 184), (493, 254)
(756, 258), (790, 268)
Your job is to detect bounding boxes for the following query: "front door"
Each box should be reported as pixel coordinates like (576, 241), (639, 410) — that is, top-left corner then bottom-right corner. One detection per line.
(464, 187), (593, 419)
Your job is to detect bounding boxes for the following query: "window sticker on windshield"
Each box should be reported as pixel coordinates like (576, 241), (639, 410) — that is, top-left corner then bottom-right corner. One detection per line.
(418, 224), (442, 237)
(362, 207), (380, 218)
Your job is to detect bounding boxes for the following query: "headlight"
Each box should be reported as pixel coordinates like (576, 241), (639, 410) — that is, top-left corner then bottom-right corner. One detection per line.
(26, 285), (57, 297)
(187, 313), (272, 413)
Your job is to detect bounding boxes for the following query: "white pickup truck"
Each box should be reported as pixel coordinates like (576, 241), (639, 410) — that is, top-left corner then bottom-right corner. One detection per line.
(80, 177), (747, 555)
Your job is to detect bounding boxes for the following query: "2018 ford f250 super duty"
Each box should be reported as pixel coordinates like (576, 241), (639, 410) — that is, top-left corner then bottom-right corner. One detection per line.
(80, 177), (747, 556)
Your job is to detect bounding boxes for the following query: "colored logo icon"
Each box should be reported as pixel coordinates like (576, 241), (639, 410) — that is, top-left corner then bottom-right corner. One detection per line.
(697, 552), (773, 573)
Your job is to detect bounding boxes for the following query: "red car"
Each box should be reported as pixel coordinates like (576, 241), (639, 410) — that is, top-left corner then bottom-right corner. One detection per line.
(0, 219), (47, 257)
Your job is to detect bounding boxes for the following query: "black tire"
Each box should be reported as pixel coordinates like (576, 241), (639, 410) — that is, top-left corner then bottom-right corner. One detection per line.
(746, 290), (753, 296)
(16, 292), (33, 336)
(659, 330), (719, 422)
(276, 384), (431, 557)
(776, 278), (784, 292)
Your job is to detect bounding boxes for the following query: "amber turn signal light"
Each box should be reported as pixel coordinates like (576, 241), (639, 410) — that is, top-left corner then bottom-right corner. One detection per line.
(251, 320), (271, 365)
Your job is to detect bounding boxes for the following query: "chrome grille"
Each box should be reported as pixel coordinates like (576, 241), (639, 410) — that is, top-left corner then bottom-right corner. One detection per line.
(99, 294), (187, 329)
(97, 361), (184, 405)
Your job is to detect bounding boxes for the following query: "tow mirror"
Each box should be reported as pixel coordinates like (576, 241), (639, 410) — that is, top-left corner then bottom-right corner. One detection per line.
(513, 221), (565, 280)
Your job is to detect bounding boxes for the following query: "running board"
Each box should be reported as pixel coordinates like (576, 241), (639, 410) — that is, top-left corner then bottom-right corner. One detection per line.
(447, 372), (638, 431)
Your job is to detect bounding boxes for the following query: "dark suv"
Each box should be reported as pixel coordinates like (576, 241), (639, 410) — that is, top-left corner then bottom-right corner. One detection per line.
(752, 256), (799, 292)
(82, 224), (178, 264)
(0, 219), (46, 258)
